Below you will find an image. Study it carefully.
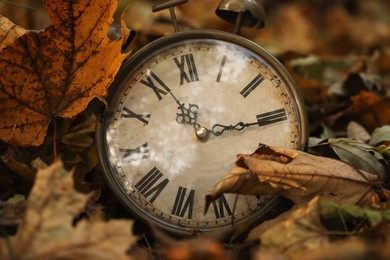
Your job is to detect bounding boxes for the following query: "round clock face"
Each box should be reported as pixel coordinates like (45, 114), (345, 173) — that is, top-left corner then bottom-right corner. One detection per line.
(97, 30), (307, 235)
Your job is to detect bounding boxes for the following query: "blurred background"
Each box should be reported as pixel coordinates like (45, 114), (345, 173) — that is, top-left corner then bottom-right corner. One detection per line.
(1, 0), (390, 134)
(1, 0), (389, 55)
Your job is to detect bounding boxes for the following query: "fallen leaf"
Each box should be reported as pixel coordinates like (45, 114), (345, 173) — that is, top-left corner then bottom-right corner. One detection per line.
(206, 145), (385, 210)
(0, 160), (137, 259)
(370, 125), (390, 146)
(0, 194), (25, 226)
(309, 138), (389, 181)
(335, 91), (390, 132)
(347, 121), (371, 142)
(0, 0), (130, 146)
(290, 238), (369, 260)
(320, 200), (390, 226)
(253, 197), (328, 257)
(0, 15), (26, 50)
(327, 138), (387, 181)
(151, 224), (231, 260)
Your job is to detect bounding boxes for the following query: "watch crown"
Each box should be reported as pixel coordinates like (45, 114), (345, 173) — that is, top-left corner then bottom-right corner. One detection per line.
(216, 0), (266, 34)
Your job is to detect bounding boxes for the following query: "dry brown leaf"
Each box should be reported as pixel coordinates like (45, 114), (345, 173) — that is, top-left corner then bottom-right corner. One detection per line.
(332, 91), (390, 132)
(253, 197), (329, 257)
(206, 145), (384, 210)
(0, 160), (136, 260)
(0, 15), (26, 50)
(0, 0), (130, 147)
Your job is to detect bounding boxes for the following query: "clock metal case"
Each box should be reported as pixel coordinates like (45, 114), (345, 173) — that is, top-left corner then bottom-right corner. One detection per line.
(96, 29), (308, 236)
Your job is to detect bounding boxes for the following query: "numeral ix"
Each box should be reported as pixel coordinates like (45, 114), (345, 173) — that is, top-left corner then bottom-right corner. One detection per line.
(119, 143), (150, 163)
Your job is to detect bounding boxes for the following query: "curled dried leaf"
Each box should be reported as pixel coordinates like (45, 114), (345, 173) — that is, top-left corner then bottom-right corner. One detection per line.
(0, 15), (26, 50)
(206, 145), (385, 212)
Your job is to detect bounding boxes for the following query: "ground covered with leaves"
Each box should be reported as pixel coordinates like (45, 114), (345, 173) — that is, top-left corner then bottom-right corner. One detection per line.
(0, 0), (390, 259)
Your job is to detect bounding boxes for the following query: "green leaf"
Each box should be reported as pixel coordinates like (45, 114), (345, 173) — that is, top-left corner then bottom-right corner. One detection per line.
(364, 209), (382, 223)
(369, 125), (390, 146)
(382, 210), (390, 221)
(340, 204), (365, 218)
(375, 145), (390, 156)
(329, 138), (386, 180)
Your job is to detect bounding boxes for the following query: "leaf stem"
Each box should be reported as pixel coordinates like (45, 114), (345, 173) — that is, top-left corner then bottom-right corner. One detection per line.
(53, 119), (57, 161)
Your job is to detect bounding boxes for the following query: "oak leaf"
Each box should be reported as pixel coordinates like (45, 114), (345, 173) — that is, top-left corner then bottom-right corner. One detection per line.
(0, 160), (137, 260)
(0, 0), (130, 146)
(206, 145), (386, 210)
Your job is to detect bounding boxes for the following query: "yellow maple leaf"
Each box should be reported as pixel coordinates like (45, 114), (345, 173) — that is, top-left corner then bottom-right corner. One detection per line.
(0, 160), (137, 259)
(0, 0), (130, 146)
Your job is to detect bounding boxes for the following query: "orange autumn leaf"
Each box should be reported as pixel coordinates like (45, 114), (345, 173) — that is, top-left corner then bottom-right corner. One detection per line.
(347, 91), (390, 132)
(0, 0), (130, 146)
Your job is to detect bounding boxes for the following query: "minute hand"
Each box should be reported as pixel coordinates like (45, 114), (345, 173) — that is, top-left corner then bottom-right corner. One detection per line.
(211, 121), (259, 136)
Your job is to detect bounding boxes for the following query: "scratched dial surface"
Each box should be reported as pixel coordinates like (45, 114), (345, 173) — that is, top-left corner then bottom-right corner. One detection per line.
(97, 31), (307, 234)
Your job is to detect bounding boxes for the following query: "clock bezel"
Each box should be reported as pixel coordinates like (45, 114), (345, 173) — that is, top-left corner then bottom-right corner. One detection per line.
(96, 29), (308, 236)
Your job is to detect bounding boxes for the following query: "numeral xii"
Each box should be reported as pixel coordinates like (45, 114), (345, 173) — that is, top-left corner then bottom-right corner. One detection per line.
(174, 54), (199, 85)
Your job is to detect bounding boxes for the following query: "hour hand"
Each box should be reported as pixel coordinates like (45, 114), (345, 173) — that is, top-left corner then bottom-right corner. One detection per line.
(176, 103), (199, 127)
(168, 92), (200, 127)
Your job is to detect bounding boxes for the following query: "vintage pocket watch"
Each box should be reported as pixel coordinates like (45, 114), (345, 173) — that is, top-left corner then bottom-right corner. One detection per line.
(96, 0), (308, 236)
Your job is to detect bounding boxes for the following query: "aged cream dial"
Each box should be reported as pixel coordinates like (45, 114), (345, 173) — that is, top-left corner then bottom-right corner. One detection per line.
(97, 30), (307, 235)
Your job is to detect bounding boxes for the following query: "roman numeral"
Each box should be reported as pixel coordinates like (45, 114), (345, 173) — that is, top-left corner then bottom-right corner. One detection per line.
(240, 73), (264, 97)
(121, 107), (150, 124)
(140, 71), (171, 101)
(257, 108), (287, 126)
(134, 167), (169, 203)
(171, 186), (195, 219)
(173, 54), (199, 85)
(119, 143), (150, 163)
(212, 194), (232, 218)
(216, 55), (227, 83)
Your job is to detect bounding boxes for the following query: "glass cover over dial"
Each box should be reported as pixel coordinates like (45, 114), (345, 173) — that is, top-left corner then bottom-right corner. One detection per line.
(97, 31), (307, 234)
